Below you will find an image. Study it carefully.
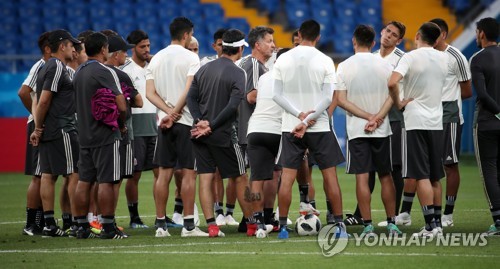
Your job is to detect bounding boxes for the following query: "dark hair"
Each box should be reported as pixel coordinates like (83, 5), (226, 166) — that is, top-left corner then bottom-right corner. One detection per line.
(418, 22), (442, 46)
(85, 32), (108, 57)
(77, 30), (95, 44)
(100, 29), (118, 37)
(127, 30), (149, 45)
(299, 20), (320, 41)
(277, 47), (290, 59)
(353, 24), (375, 48)
(213, 28), (227, 42)
(170, 17), (194, 41)
(49, 39), (71, 54)
(429, 18), (448, 34)
(386, 21), (406, 39)
(248, 26), (274, 48)
(292, 29), (299, 43)
(38, 32), (50, 54)
(222, 29), (245, 56)
(476, 17), (499, 42)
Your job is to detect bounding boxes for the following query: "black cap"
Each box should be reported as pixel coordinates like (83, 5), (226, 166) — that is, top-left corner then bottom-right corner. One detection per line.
(48, 29), (81, 44)
(108, 35), (135, 53)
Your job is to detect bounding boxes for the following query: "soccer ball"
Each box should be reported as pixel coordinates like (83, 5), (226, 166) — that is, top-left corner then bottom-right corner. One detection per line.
(295, 214), (321, 236)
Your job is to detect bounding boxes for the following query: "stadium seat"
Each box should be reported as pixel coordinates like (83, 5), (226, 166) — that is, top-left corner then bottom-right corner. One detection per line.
(68, 19), (91, 36)
(112, 3), (135, 19)
(203, 3), (225, 18)
(157, 3), (181, 24)
(89, 3), (111, 20)
(134, 2), (158, 19)
(285, 3), (311, 29)
(138, 18), (161, 37)
(66, 3), (89, 18)
(205, 18), (227, 36)
(226, 18), (250, 34)
(257, 0), (280, 15)
(116, 21), (137, 37)
(18, 2), (41, 19)
(43, 17), (67, 32)
(0, 2), (17, 21)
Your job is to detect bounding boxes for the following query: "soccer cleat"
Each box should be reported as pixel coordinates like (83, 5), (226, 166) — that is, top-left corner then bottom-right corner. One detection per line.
(441, 214), (454, 227)
(343, 214), (363, 226)
(361, 224), (376, 238)
(166, 216), (183, 228)
(334, 222), (350, 238)
(76, 227), (98, 239)
(225, 215), (239, 226)
(246, 223), (258, 236)
(299, 202), (320, 216)
(172, 212), (184, 226)
(101, 227), (125, 239)
(215, 214), (226, 226)
(155, 227), (171, 237)
(42, 225), (67, 237)
(412, 227), (438, 238)
(481, 224), (500, 236)
(278, 226), (289, 239)
(377, 221), (388, 227)
(395, 212), (412, 226)
(66, 225), (79, 237)
(387, 223), (403, 236)
(22, 224), (42, 236)
(208, 224), (225, 237)
(90, 220), (102, 230)
(255, 224), (274, 239)
(130, 217), (149, 229)
(181, 227), (209, 237)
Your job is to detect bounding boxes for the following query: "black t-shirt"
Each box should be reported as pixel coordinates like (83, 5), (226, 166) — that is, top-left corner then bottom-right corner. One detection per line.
(73, 60), (123, 148)
(36, 58), (76, 141)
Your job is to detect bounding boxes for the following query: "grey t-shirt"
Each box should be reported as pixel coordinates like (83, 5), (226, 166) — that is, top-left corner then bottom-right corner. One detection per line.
(73, 60), (123, 148)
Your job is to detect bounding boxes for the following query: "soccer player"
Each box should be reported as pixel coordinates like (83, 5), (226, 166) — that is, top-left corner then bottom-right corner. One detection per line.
(72, 32), (127, 239)
(272, 20), (346, 239)
(145, 17), (203, 237)
(30, 30), (81, 238)
(470, 17), (500, 236)
(19, 32), (50, 236)
(336, 24), (401, 236)
(200, 28), (227, 66)
(388, 22), (448, 238)
(186, 29), (253, 238)
(188, 36), (199, 54)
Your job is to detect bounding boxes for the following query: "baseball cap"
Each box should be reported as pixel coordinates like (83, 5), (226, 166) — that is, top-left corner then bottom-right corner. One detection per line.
(108, 35), (135, 53)
(48, 29), (81, 44)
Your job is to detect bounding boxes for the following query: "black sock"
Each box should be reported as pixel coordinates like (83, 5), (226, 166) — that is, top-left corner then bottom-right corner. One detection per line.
(263, 208), (274, 224)
(75, 215), (89, 229)
(253, 211), (264, 225)
(444, 196), (456, 215)
(26, 207), (37, 226)
(36, 207), (44, 228)
(434, 205), (442, 228)
(401, 192), (415, 214)
(353, 205), (361, 217)
(298, 184), (309, 203)
(491, 208), (500, 226)
(422, 205), (436, 231)
(279, 217), (288, 228)
(184, 218), (195, 231)
(128, 202), (139, 219)
(214, 202), (223, 216)
(174, 198), (183, 214)
(62, 213), (72, 227)
(326, 200), (332, 214)
(387, 216), (395, 225)
(364, 219), (372, 226)
(310, 200), (316, 209)
(44, 211), (56, 227)
(334, 215), (343, 223)
(101, 215), (115, 232)
(225, 204), (235, 216)
(206, 217), (216, 226)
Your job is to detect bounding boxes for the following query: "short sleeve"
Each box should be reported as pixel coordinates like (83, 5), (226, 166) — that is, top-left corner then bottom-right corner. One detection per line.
(23, 60), (44, 90)
(42, 60), (63, 93)
(187, 55), (201, 76)
(323, 56), (336, 84)
(394, 54), (410, 77)
(335, 63), (346, 91)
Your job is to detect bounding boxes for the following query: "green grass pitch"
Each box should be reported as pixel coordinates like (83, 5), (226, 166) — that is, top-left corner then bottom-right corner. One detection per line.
(0, 155), (498, 268)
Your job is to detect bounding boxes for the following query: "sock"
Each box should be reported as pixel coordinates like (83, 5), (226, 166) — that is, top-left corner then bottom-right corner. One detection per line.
(400, 192), (415, 214)
(206, 217), (216, 226)
(62, 213), (72, 228)
(76, 215), (89, 229)
(298, 184), (309, 203)
(101, 215), (115, 232)
(310, 200), (316, 209)
(387, 216), (396, 225)
(253, 211), (264, 225)
(128, 202), (139, 219)
(44, 211), (56, 227)
(225, 204), (235, 216)
(174, 198), (183, 214)
(87, 212), (94, 223)
(364, 219), (372, 226)
(263, 208), (274, 224)
(279, 217), (288, 228)
(72, 216), (77, 227)
(326, 200), (333, 214)
(353, 205), (361, 218)
(422, 205), (436, 231)
(334, 215), (343, 224)
(434, 205), (442, 228)
(26, 207), (37, 226)
(214, 202), (223, 216)
(183, 215), (195, 231)
(36, 207), (44, 228)
(444, 196), (456, 215)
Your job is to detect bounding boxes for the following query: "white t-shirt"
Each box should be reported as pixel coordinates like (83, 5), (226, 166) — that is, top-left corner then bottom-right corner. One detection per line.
(247, 70), (283, 135)
(273, 46), (336, 132)
(121, 59), (156, 115)
(375, 47), (405, 97)
(145, 44), (200, 126)
(22, 59), (45, 123)
(336, 52), (393, 139)
(394, 47), (448, 131)
(443, 45), (471, 124)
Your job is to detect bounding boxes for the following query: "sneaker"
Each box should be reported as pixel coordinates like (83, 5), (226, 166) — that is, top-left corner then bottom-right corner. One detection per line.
(395, 212), (412, 226)
(181, 227), (209, 237)
(172, 212), (184, 226)
(255, 224), (274, 239)
(76, 227), (98, 239)
(130, 218), (149, 229)
(377, 221), (388, 227)
(22, 224), (42, 236)
(101, 227), (125, 239)
(361, 224), (376, 238)
(42, 225), (66, 237)
(334, 222), (350, 238)
(66, 225), (78, 237)
(387, 223), (402, 236)
(481, 224), (500, 236)
(441, 214), (454, 227)
(90, 220), (102, 230)
(246, 223), (257, 236)
(412, 227), (438, 238)
(155, 227), (171, 237)
(278, 226), (289, 239)
(166, 216), (183, 228)
(225, 215), (239, 226)
(326, 211), (335, 225)
(343, 214), (363, 226)
(215, 214), (226, 226)
(299, 202), (320, 216)
(208, 224), (225, 237)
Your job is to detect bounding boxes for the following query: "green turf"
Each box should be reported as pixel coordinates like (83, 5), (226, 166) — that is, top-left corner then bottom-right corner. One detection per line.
(0, 156), (498, 268)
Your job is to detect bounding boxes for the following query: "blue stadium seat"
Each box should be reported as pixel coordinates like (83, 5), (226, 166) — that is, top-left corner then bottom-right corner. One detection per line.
(112, 3), (135, 19)
(205, 18), (227, 36)
(226, 18), (250, 34)
(3, 38), (17, 55)
(181, 5), (203, 21)
(285, 3), (311, 29)
(157, 3), (181, 24)
(138, 18), (161, 37)
(89, 3), (111, 20)
(332, 34), (354, 54)
(18, 2), (41, 19)
(0, 2), (17, 21)
(134, 2), (158, 19)
(0, 18), (18, 39)
(68, 18), (91, 36)
(203, 3), (225, 18)
(257, 0), (280, 15)
(91, 17), (115, 32)
(43, 17), (67, 32)
(20, 21), (44, 36)
(42, 4), (65, 19)
(450, 0), (471, 12)
(66, 2), (88, 18)
(116, 21), (137, 37)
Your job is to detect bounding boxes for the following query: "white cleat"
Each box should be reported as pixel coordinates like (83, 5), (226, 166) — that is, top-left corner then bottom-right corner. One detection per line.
(377, 221), (388, 227)
(215, 214), (226, 226)
(395, 212), (412, 226)
(172, 212), (184, 226)
(155, 227), (171, 237)
(299, 202), (320, 216)
(441, 214), (454, 227)
(412, 227), (438, 238)
(255, 225), (274, 238)
(181, 227), (209, 237)
(225, 215), (239, 226)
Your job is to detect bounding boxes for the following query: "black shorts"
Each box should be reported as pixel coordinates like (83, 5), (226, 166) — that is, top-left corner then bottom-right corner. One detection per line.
(79, 140), (121, 184)
(133, 136), (158, 172)
(193, 140), (246, 179)
(442, 122), (462, 165)
(120, 139), (134, 178)
(153, 124), (195, 169)
(247, 133), (281, 181)
(280, 131), (345, 170)
(346, 137), (392, 174)
(403, 130), (444, 181)
(24, 121), (41, 176)
(39, 130), (79, 176)
(391, 121), (403, 166)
